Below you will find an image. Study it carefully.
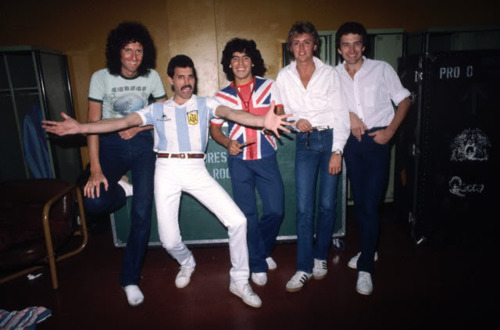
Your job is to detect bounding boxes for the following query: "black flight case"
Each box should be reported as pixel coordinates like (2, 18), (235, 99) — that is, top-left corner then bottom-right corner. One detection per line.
(394, 50), (499, 245)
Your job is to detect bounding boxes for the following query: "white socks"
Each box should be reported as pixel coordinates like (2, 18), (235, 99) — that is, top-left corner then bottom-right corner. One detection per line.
(118, 176), (133, 197)
(123, 285), (144, 306)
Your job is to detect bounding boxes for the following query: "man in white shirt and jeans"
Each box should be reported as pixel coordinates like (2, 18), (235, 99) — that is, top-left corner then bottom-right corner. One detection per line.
(276, 21), (350, 293)
(335, 22), (411, 295)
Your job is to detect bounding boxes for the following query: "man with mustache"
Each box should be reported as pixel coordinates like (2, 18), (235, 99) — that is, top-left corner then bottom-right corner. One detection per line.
(43, 55), (292, 308)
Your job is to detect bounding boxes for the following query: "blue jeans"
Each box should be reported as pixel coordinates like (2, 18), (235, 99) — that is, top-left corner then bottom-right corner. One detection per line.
(295, 129), (339, 273)
(344, 128), (390, 274)
(228, 154), (284, 273)
(84, 131), (155, 286)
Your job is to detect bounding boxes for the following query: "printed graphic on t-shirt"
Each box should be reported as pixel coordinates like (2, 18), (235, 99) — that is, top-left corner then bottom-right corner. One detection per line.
(108, 86), (149, 116)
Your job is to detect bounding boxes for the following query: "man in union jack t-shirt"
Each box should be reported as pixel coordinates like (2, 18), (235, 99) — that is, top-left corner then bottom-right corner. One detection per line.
(210, 38), (284, 287)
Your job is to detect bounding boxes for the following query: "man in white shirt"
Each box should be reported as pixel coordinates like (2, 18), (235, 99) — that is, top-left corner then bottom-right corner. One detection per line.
(276, 21), (350, 293)
(43, 55), (292, 308)
(335, 22), (411, 295)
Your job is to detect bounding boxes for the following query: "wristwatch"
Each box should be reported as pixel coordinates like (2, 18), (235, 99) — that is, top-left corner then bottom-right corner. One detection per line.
(334, 149), (343, 156)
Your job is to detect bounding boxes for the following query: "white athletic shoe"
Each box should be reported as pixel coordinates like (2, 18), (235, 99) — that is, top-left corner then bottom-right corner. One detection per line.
(175, 266), (195, 288)
(312, 259), (328, 280)
(229, 282), (262, 308)
(251, 272), (268, 286)
(123, 285), (144, 306)
(285, 271), (312, 293)
(266, 257), (277, 270)
(356, 271), (373, 295)
(348, 252), (379, 269)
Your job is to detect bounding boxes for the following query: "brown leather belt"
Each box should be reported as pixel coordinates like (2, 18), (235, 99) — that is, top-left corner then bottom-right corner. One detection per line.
(157, 153), (205, 159)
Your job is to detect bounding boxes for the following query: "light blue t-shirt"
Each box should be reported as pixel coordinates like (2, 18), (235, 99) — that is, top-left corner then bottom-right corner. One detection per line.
(88, 69), (166, 119)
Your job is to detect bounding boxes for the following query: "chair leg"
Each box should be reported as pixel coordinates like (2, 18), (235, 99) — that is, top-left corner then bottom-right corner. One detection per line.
(42, 208), (59, 290)
(48, 253), (59, 289)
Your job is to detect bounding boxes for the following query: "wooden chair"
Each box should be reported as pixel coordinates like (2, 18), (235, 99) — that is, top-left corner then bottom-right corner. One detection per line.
(0, 179), (88, 289)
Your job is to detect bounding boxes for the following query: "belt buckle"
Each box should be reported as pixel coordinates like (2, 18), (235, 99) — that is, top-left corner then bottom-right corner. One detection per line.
(180, 153), (186, 159)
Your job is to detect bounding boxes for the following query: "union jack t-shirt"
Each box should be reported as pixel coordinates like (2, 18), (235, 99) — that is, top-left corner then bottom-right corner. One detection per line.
(211, 76), (283, 160)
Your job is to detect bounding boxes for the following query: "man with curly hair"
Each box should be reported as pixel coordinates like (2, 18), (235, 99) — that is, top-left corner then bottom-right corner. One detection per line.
(85, 22), (166, 306)
(210, 38), (284, 287)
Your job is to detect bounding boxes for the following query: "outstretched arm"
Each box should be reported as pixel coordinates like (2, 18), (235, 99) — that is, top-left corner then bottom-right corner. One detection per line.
(42, 112), (143, 136)
(215, 101), (293, 138)
(118, 97), (167, 140)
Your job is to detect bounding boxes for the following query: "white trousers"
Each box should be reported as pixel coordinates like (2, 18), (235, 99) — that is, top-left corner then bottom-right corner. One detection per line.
(154, 157), (249, 284)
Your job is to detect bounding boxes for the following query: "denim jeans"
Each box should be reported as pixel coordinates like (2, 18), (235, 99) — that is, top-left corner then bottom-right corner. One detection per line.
(84, 131), (155, 286)
(228, 154), (284, 273)
(344, 129), (390, 274)
(295, 129), (339, 273)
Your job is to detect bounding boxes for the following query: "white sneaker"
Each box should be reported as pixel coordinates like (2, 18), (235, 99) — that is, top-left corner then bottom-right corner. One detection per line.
(266, 257), (277, 270)
(356, 271), (373, 295)
(312, 259), (328, 280)
(251, 272), (268, 286)
(175, 266), (195, 288)
(118, 176), (133, 197)
(348, 252), (379, 269)
(123, 285), (144, 306)
(285, 271), (312, 293)
(229, 282), (262, 308)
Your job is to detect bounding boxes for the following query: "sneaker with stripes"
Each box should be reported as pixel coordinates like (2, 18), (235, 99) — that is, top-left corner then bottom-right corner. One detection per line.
(286, 271), (312, 292)
(312, 259), (328, 280)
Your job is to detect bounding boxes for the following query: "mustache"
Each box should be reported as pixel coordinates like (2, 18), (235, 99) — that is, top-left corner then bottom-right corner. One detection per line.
(181, 85), (193, 90)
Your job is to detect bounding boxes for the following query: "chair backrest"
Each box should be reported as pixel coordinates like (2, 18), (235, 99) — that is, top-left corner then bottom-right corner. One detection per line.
(0, 179), (76, 262)
(0, 179), (75, 220)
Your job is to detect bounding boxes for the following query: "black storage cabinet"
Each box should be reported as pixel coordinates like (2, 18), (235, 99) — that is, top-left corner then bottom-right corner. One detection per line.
(0, 46), (83, 183)
(394, 50), (499, 244)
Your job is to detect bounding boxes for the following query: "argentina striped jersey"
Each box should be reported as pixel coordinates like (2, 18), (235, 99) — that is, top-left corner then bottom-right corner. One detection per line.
(137, 95), (220, 153)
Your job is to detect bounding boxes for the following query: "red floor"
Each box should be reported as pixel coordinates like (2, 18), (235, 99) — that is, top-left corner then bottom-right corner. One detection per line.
(0, 204), (494, 329)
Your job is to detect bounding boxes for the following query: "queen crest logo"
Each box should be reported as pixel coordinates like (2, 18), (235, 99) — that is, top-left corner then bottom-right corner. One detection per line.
(187, 110), (198, 125)
(450, 128), (490, 162)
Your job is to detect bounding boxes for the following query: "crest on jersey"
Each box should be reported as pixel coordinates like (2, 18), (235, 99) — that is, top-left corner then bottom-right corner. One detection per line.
(187, 110), (199, 125)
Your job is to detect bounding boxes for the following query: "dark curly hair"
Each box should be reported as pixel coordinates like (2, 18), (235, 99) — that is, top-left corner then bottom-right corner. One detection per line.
(167, 54), (196, 79)
(286, 21), (321, 61)
(335, 22), (369, 54)
(221, 38), (266, 82)
(105, 21), (156, 76)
